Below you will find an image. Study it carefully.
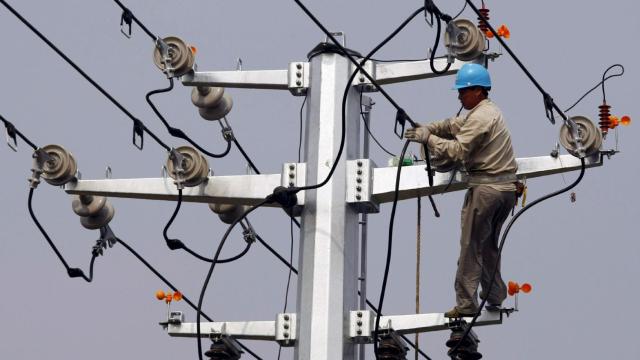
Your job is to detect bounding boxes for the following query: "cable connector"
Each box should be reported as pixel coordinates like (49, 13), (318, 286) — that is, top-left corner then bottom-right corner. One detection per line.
(266, 186), (298, 209)
(240, 219), (257, 244)
(155, 37), (175, 78)
(167, 148), (186, 190)
(394, 108), (409, 139)
(92, 225), (118, 257)
(28, 148), (51, 189)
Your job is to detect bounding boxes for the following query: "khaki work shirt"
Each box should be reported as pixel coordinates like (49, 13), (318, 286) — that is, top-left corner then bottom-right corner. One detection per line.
(426, 99), (517, 192)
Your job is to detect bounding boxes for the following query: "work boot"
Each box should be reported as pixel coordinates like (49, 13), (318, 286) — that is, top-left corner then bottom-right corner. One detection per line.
(444, 307), (477, 318)
(484, 303), (502, 312)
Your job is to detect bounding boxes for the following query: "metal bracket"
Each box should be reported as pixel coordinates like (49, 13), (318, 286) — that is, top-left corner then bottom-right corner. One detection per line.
(282, 163), (305, 213)
(352, 60), (377, 92)
(288, 62), (310, 96)
(349, 310), (373, 343)
(275, 313), (297, 346)
(346, 159), (378, 213)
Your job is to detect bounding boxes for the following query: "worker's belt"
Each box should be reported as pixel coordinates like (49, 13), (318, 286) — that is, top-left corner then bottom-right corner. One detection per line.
(467, 172), (517, 185)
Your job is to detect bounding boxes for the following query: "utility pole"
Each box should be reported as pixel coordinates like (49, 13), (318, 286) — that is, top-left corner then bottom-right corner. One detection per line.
(65, 37), (604, 359)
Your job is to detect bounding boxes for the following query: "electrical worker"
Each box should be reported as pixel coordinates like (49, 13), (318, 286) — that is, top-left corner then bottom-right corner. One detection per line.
(404, 63), (518, 318)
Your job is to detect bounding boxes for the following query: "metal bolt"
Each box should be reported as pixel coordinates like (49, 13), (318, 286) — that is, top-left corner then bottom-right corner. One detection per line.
(357, 320), (362, 326)
(356, 194), (361, 200)
(284, 315), (290, 321)
(357, 161), (363, 167)
(359, 76), (365, 83)
(289, 182), (295, 187)
(289, 164), (295, 170)
(296, 71), (302, 78)
(356, 186), (362, 192)
(284, 332), (289, 338)
(357, 170), (363, 175)
(357, 312), (362, 317)
(296, 63), (302, 70)
(356, 177), (362, 183)
(289, 173), (295, 179)
(284, 324), (289, 330)
(356, 329), (362, 335)
(296, 80), (302, 86)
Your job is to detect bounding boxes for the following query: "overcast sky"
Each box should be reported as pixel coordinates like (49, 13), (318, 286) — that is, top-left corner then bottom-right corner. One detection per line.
(1, 1), (638, 359)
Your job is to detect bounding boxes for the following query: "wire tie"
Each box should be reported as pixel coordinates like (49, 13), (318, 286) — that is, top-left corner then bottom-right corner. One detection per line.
(4, 121), (18, 152)
(394, 108), (408, 139)
(120, 8), (133, 38)
(542, 92), (556, 125)
(132, 119), (145, 150)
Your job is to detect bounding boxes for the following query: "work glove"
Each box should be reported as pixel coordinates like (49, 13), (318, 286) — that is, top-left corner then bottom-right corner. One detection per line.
(404, 126), (431, 143)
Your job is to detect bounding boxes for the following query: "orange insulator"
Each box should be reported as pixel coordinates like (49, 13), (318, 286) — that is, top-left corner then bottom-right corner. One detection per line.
(599, 103), (612, 134)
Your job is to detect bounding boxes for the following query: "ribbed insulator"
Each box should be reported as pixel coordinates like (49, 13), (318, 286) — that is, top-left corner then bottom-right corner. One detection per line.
(599, 103), (611, 134)
(478, 7), (490, 33)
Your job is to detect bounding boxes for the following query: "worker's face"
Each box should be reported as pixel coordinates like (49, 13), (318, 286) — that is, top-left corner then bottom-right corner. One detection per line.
(458, 87), (484, 110)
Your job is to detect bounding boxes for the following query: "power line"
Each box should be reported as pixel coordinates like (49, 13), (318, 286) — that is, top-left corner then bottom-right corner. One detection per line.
(0, 114), (39, 151)
(0, 0), (171, 152)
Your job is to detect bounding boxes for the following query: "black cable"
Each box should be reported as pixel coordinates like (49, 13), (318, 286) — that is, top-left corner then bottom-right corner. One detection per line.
(450, 158), (587, 354)
(196, 199), (270, 360)
(564, 64), (625, 113)
(27, 188), (94, 282)
(427, 9), (453, 75)
(293, 0), (419, 128)
(146, 78), (233, 158)
(232, 137), (260, 174)
(359, 92), (397, 157)
(373, 140), (410, 357)
(256, 231), (433, 359)
(112, 0), (157, 41)
(298, 96), (307, 163)
(0, 114), (39, 150)
(289, 4), (429, 195)
(0, 0), (171, 151)
(276, 217), (295, 360)
(452, 0), (468, 20)
(115, 238), (263, 360)
(163, 189), (253, 264)
(464, 0), (568, 124)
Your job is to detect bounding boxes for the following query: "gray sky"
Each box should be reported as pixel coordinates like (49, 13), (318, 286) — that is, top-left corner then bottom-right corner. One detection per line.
(1, 0), (638, 359)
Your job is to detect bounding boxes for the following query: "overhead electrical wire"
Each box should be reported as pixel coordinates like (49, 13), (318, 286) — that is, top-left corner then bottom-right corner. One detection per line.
(0, 0), (171, 152)
(464, 0), (569, 124)
(564, 64), (625, 113)
(163, 189), (255, 263)
(449, 158), (587, 354)
(0, 114), (38, 151)
(359, 92), (397, 157)
(28, 188), (97, 282)
(146, 79), (233, 158)
(115, 237), (263, 360)
(196, 199), (270, 360)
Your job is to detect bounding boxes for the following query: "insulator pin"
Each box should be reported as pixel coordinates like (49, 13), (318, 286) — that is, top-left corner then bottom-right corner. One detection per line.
(166, 146), (210, 188)
(192, 87), (233, 121)
(444, 19), (486, 61)
(40, 144), (78, 186)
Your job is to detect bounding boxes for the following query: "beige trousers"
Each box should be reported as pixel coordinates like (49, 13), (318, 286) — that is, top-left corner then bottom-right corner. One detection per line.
(455, 185), (516, 313)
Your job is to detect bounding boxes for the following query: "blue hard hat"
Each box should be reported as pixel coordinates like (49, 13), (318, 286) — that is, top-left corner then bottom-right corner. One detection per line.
(453, 63), (491, 90)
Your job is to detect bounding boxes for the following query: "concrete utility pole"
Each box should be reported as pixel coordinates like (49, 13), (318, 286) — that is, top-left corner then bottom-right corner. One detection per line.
(65, 38), (603, 359)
